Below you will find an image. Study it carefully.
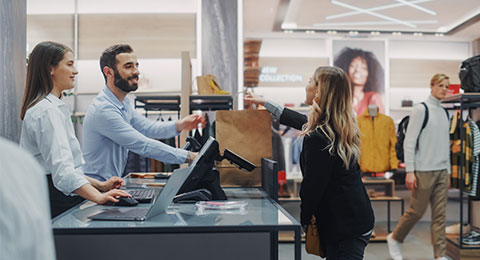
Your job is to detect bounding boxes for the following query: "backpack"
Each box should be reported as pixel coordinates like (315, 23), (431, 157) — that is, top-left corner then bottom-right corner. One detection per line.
(395, 103), (449, 162)
(459, 55), (480, 92)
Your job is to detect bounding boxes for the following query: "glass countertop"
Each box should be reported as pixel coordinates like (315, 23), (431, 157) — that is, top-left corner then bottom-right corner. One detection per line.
(52, 187), (299, 231)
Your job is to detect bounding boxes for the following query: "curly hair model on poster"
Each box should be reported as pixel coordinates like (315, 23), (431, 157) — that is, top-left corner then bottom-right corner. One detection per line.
(334, 47), (385, 116)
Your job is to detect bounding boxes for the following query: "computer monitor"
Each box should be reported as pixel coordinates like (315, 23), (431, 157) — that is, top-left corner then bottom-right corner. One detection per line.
(177, 137), (226, 200)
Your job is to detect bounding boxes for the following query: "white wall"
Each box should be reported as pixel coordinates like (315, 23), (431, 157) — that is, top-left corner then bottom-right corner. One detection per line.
(255, 38), (471, 122)
(76, 59), (198, 94)
(389, 40), (470, 60)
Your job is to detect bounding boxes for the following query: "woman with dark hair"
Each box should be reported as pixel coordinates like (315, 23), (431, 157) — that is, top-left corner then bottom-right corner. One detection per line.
(245, 66), (374, 259)
(334, 47), (385, 116)
(20, 41), (130, 218)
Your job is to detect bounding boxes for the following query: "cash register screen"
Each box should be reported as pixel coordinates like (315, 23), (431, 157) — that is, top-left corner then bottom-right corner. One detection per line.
(177, 137), (218, 194)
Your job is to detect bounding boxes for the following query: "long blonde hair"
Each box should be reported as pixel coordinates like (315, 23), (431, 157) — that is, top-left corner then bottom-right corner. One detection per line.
(430, 73), (449, 87)
(301, 66), (361, 169)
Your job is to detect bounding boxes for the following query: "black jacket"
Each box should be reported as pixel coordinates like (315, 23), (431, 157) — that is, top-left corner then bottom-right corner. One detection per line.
(279, 108), (374, 242)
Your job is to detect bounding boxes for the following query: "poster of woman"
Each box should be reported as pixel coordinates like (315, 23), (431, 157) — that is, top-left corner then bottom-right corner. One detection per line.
(332, 40), (386, 116)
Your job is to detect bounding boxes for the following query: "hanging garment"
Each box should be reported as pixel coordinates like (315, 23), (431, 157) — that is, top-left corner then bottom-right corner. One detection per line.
(357, 110), (398, 172)
(450, 111), (473, 191)
(469, 121), (480, 198)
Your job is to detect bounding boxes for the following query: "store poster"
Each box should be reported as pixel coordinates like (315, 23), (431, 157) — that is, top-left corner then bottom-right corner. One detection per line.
(332, 40), (387, 116)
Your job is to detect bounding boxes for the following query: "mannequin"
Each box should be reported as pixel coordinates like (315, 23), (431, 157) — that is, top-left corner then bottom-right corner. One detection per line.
(357, 104), (398, 173)
(368, 104), (378, 117)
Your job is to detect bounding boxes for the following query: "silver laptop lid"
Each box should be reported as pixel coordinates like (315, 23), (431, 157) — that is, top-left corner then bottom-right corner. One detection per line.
(146, 166), (192, 219)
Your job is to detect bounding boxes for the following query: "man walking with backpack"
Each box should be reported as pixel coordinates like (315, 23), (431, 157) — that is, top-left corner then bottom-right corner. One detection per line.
(387, 74), (451, 260)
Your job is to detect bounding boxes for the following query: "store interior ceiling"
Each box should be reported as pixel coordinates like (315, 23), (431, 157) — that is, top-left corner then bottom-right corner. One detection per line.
(244, 0), (480, 40)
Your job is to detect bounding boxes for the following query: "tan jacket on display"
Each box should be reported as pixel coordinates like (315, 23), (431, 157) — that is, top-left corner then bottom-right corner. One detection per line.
(357, 110), (398, 173)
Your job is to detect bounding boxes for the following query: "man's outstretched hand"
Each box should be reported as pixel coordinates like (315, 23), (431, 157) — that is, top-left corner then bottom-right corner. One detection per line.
(176, 114), (206, 132)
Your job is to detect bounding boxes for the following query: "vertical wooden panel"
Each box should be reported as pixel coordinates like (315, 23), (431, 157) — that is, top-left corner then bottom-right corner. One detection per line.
(180, 52), (192, 149)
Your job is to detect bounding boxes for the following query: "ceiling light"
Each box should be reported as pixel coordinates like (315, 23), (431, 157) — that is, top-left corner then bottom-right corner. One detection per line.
(326, 0), (432, 20)
(413, 32), (423, 36)
(392, 32), (402, 36)
(305, 30), (315, 34)
(435, 33), (444, 37)
(327, 30), (337, 35)
(331, 0), (416, 28)
(395, 0), (436, 15)
(370, 31), (380, 35)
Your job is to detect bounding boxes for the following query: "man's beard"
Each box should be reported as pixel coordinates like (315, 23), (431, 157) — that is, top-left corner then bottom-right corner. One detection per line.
(114, 70), (138, 93)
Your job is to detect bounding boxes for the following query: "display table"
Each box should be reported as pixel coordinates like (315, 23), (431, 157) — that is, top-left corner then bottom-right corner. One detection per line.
(52, 178), (301, 260)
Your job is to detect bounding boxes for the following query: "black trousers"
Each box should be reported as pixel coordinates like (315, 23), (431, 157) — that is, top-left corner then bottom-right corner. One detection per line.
(46, 174), (84, 218)
(324, 233), (371, 260)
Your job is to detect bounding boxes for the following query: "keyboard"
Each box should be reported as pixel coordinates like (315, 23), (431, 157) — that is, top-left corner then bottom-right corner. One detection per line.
(127, 189), (155, 203)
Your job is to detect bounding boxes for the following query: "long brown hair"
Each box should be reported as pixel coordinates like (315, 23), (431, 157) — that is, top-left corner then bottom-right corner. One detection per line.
(20, 41), (72, 120)
(301, 66), (361, 169)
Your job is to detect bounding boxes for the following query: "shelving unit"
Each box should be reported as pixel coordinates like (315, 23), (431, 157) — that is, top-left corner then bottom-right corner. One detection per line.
(278, 178), (404, 242)
(442, 93), (480, 259)
(134, 94), (181, 118)
(189, 95), (233, 112)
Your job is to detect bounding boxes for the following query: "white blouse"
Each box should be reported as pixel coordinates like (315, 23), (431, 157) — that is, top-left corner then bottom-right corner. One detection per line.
(20, 94), (89, 195)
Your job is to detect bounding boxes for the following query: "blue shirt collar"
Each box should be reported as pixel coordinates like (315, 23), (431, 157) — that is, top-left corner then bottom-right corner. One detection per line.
(102, 86), (130, 111)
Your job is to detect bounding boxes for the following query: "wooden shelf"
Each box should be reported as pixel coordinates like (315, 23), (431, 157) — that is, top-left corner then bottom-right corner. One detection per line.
(370, 195), (403, 201)
(363, 178), (396, 196)
(447, 234), (480, 260)
(278, 228), (388, 242)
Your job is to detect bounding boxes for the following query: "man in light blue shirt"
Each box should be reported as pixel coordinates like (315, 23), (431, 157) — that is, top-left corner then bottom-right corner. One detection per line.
(82, 44), (204, 181)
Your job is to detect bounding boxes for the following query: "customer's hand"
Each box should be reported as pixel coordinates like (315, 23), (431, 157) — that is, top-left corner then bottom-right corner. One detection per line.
(177, 114), (206, 132)
(96, 189), (131, 205)
(186, 152), (198, 163)
(244, 91), (266, 107)
(405, 172), (417, 191)
(101, 176), (123, 191)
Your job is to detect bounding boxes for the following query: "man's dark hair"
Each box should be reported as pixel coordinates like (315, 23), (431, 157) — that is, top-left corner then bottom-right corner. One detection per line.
(99, 44), (134, 82)
(334, 47), (384, 94)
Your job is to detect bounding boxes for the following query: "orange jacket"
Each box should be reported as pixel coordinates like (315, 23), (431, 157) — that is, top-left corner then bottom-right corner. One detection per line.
(357, 110), (398, 172)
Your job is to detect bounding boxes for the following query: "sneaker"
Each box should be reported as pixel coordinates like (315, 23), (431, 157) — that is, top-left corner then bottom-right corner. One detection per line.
(387, 233), (403, 260)
(435, 257), (448, 260)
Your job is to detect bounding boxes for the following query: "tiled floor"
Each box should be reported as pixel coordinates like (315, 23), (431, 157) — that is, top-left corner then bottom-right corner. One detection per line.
(278, 187), (468, 260)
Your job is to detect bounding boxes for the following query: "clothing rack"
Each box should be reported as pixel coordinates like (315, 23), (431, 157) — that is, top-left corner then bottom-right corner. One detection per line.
(189, 95), (233, 113)
(442, 93), (480, 254)
(133, 95), (182, 172)
(134, 94), (181, 118)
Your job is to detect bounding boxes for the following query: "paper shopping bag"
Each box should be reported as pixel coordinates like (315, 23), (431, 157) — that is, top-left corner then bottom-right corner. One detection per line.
(215, 110), (272, 187)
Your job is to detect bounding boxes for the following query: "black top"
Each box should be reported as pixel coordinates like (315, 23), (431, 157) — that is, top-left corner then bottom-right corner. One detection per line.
(279, 108), (374, 242)
(279, 108), (307, 131)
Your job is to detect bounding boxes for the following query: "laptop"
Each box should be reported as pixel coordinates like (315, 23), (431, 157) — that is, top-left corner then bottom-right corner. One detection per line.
(89, 167), (192, 221)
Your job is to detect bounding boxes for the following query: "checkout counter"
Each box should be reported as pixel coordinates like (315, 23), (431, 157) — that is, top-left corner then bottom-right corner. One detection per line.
(52, 173), (302, 260)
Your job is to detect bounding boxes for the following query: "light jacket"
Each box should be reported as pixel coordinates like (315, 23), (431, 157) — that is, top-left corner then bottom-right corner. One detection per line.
(357, 110), (398, 172)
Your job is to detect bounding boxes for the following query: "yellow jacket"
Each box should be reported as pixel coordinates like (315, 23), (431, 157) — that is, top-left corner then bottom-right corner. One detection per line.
(357, 110), (398, 172)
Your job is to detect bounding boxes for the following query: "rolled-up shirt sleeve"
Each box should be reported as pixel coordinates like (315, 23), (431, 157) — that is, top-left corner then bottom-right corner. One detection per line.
(131, 109), (180, 139)
(30, 110), (89, 195)
(94, 108), (188, 164)
(264, 101), (284, 120)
